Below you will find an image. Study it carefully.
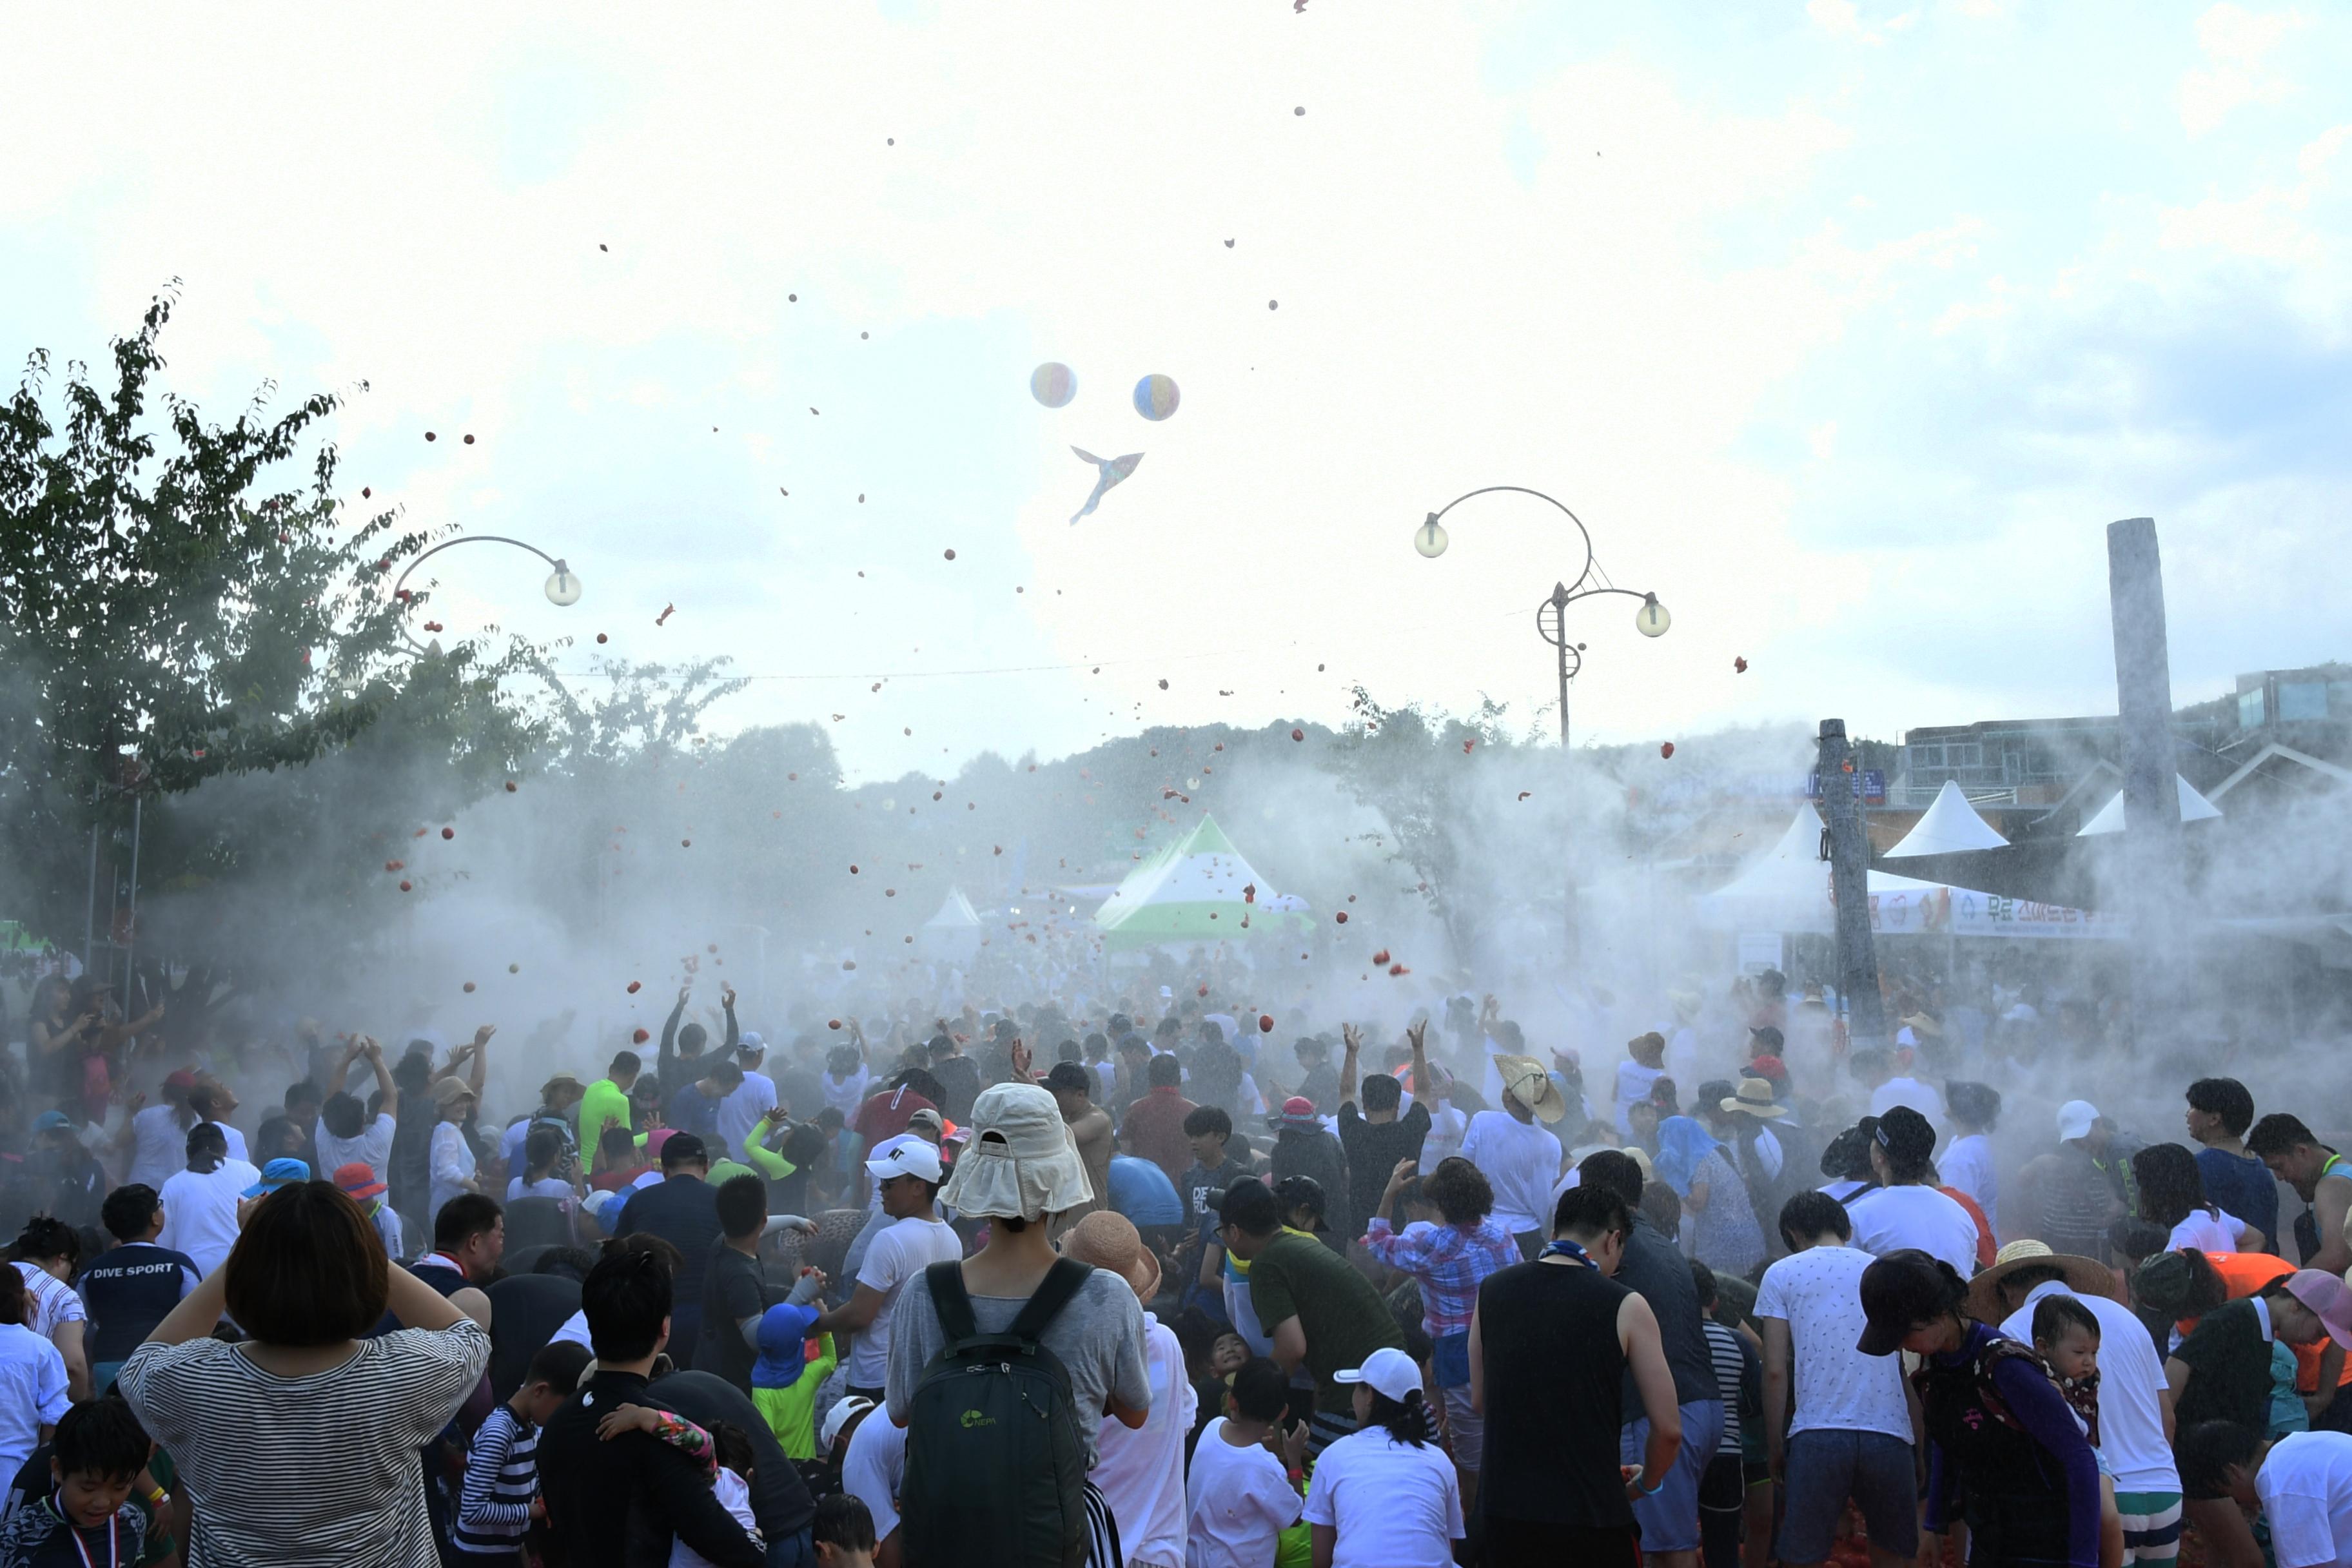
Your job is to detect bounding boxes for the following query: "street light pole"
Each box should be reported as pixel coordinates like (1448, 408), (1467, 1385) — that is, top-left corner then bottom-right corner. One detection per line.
(1414, 486), (1672, 968)
(389, 534), (583, 653)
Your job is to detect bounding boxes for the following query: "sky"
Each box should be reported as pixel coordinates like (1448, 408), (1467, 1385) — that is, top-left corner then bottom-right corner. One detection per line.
(6, 1), (2349, 781)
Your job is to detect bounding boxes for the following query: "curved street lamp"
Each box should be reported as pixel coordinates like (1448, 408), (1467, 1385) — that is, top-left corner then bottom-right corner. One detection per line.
(1413, 485), (1669, 748)
(390, 534), (582, 653)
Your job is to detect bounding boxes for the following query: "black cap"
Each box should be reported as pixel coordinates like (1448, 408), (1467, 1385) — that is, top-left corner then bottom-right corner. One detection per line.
(1856, 1249), (1962, 1356)
(1875, 1105), (1936, 1168)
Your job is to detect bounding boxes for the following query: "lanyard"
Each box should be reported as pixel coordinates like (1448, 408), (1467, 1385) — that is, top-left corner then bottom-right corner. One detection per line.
(48, 1500), (117, 1568)
(1540, 1239), (1596, 1268)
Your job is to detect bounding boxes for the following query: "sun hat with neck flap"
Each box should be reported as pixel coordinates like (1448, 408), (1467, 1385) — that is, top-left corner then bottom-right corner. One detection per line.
(939, 1082), (1094, 1221)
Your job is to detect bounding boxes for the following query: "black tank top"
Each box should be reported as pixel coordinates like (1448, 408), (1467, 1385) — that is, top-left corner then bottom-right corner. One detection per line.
(1476, 1259), (1634, 1529)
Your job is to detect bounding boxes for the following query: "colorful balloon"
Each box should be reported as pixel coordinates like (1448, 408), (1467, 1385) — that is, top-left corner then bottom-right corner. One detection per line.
(1132, 374), (1181, 421)
(1030, 363), (1077, 408)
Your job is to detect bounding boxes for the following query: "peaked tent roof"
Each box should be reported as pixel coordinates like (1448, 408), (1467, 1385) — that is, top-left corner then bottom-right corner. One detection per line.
(923, 888), (983, 928)
(1885, 780), (2011, 858)
(1094, 814), (1313, 948)
(2075, 774), (2224, 836)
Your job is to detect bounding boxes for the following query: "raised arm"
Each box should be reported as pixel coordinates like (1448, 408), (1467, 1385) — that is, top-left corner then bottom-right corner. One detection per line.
(721, 983), (740, 1054)
(466, 1026), (492, 1095)
(660, 985), (689, 1085)
(1406, 1019), (1431, 1101)
(1338, 1024), (1361, 1110)
(366, 1039), (399, 1117)
(324, 1039), (364, 1097)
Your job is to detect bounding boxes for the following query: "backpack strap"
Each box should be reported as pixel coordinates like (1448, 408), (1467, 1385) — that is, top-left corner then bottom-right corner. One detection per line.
(926, 1260), (979, 1346)
(1004, 1259), (1093, 1348)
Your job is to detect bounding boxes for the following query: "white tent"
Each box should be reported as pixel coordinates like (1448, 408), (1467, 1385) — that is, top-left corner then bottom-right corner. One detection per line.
(1695, 807), (2118, 939)
(2075, 775), (2224, 836)
(923, 888), (982, 929)
(1884, 780), (2010, 858)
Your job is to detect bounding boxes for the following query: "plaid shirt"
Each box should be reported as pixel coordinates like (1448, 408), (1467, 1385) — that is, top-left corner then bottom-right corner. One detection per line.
(1364, 1216), (1522, 1337)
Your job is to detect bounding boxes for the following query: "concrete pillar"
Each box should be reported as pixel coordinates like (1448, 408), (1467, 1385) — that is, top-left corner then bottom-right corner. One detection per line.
(2106, 517), (2188, 1048)
(1819, 719), (1887, 1048)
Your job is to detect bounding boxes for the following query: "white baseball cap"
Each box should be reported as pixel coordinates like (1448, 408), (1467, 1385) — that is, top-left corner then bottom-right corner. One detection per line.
(1333, 1346), (1422, 1404)
(2055, 1100), (2100, 1142)
(818, 1396), (874, 1451)
(865, 1139), (944, 1184)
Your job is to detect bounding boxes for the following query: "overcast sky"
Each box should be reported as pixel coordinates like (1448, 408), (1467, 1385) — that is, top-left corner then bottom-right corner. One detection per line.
(7, 1), (2347, 780)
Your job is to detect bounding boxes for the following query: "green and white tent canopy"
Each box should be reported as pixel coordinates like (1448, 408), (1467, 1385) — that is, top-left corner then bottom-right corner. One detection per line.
(1093, 815), (1314, 950)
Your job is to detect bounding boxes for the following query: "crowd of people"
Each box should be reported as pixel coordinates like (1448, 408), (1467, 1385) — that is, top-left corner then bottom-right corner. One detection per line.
(0, 961), (2349, 1567)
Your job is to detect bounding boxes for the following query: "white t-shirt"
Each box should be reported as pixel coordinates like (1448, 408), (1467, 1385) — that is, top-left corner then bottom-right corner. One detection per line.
(1754, 1244), (1912, 1440)
(848, 1216), (961, 1388)
(1187, 1416), (1304, 1568)
(1868, 1078), (1945, 1139)
(0, 1323), (70, 1481)
(1300, 1427), (1464, 1568)
(716, 1072), (779, 1163)
(155, 1160), (262, 1277)
(1845, 1184), (1979, 1275)
(1457, 1110), (1563, 1237)
(1999, 1282), (2180, 1495)
(127, 1104), (191, 1191)
(205, 1120), (249, 1166)
(507, 1175), (575, 1204)
(2260, 1430), (2352, 1568)
(1418, 1102), (1468, 1170)
(669, 1465), (758, 1568)
(429, 1121), (477, 1222)
(1939, 1133), (1998, 1223)
(2169, 1209), (2249, 1255)
(11, 1264), (86, 1343)
(841, 1405), (908, 1543)
(1089, 1315), (1193, 1568)
(317, 1112), (398, 1186)
(549, 1310), (593, 1353)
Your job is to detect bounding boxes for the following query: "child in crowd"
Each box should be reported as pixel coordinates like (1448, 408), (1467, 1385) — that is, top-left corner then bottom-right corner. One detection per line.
(1185, 1358), (1307, 1568)
(1614, 1032), (1667, 1135)
(2030, 1295), (2126, 1568)
(750, 1276), (837, 1460)
(811, 1493), (877, 1568)
(0, 1395), (152, 1563)
(457, 1339), (592, 1562)
(594, 1404), (763, 1568)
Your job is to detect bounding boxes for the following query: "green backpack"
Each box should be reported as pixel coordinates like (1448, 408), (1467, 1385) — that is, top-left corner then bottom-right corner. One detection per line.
(900, 1259), (1095, 1568)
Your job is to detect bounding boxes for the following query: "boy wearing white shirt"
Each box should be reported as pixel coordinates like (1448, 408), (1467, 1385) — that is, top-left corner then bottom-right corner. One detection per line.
(154, 1124), (261, 1278)
(1843, 1108), (1979, 1275)
(1188, 1358), (1307, 1568)
(2180, 1424), (2352, 1568)
(811, 1139), (957, 1400)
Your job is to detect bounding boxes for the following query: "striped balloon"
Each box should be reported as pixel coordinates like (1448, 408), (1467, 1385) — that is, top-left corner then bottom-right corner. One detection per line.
(1030, 362), (1077, 408)
(1132, 373), (1181, 421)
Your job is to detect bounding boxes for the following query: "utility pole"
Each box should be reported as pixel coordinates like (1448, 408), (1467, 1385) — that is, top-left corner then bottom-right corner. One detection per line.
(2106, 518), (2188, 1054)
(1818, 719), (1886, 1048)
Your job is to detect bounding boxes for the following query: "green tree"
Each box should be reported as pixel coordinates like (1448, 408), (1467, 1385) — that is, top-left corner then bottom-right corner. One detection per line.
(0, 288), (531, 953)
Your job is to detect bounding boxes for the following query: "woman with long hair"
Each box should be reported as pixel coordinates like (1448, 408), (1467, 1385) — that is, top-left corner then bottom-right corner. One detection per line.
(1859, 1249), (2099, 1566)
(1302, 1346), (1464, 1568)
(2132, 1142), (2255, 1255)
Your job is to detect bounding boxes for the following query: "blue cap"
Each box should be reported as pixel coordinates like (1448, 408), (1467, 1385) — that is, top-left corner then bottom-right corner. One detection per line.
(32, 1111), (75, 1136)
(750, 1302), (821, 1389)
(243, 1157), (311, 1198)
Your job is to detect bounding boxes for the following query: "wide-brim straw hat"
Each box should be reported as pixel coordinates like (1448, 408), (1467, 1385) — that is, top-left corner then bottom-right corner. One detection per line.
(1493, 1055), (1568, 1124)
(1060, 1211), (1161, 1303)
(939, 1083), (1094, 1221)
(1721, 1079), (1788, 1120)
(1964, 1239), (2115, 1323)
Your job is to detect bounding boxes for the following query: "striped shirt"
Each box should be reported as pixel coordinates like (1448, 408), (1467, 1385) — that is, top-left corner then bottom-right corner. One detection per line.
(119, 1320), (489, 1568)
(1701, 1319), (1745, 1456)
(455, 1405), (538, 1553)
(1360, 1217), (1520, 1337)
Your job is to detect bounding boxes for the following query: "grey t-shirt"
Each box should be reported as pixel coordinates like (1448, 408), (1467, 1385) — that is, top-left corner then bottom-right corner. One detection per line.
(884, 1266), (1152, 1469)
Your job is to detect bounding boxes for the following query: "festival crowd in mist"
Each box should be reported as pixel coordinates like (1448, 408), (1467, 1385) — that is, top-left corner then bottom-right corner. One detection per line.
(3, 946), (2352, 1568)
